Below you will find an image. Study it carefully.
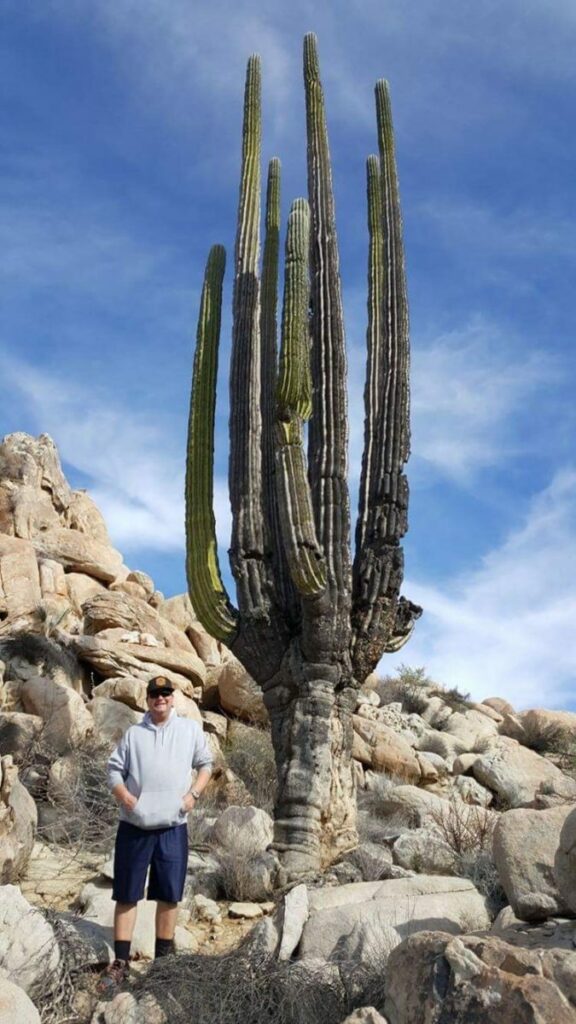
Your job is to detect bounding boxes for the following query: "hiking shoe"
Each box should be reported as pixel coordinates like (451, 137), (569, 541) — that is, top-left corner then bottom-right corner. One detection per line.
(97, 958), (129, 995)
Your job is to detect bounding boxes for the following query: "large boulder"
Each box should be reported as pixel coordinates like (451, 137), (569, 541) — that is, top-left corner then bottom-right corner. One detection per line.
(32, 526), (123, 582)
(0, 976), (40, 1024)
(0, 536), (41, 619)
(216, 654), (267, 725)
(555, 807), (576, 915)
(384, 931), (576, 1024)
(0, 884), (60, 993)
(158, 594), (220, 665)
(212, 805), (273, 855)
(440, 709), (499, 750)
(0, 711), (43, 757)
(392, 828), (456, 875)
(82, 591), (194, 654)
(472, 737), (576, 807)
(0, 433), (72, 511)
(299, 876), (490, 964)
(352, 717), (421, 781)
(20, 676), (94, 752)
(71, 635), (205, 692)
(86, 697), (143, 745)
(65, 572), (107, 615)
(366, 784), (447, 827)
(493, 805), (573, 922)
(0, 756), (36, 881)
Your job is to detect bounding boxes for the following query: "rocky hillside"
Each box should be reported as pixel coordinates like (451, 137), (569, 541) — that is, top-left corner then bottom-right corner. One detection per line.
(1, 432), (576, 1024)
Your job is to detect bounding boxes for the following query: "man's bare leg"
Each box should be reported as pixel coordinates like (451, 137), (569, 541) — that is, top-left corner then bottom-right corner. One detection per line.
(114, 901), (138, 942)
(156, 900), (178, 940)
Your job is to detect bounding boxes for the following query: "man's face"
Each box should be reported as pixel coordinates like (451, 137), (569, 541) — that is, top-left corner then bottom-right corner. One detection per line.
(146, 685), (174, 722)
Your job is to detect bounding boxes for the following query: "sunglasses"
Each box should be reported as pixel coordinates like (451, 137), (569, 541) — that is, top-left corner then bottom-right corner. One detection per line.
(148, 688), (174, 699)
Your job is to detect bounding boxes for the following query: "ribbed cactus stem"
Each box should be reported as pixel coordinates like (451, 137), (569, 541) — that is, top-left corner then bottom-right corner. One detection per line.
(261, 157), (281, 525)
(276, 198), (326, 596)
(375, 79), (410, 475)
(351, 80), (418, 677)
(303, 33), (351, 619)
(186, 245), (238, 641)
(277, 198), (312, 422)
(229, 54), (269, 617)
(356, 154), (384, 558)
(261, 157), (296, 617)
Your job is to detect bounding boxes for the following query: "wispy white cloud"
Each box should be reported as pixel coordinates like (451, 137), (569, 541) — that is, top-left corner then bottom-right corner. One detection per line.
(420, 199), (576, 263)
(386, 468), (576, 709)
(346, 315), (555, 487)
(0, 356), (232, 557)
(410, 318), (556, 481)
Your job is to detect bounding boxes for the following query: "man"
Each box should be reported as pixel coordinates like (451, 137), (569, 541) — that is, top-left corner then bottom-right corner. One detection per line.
(100, 675), (212, 990)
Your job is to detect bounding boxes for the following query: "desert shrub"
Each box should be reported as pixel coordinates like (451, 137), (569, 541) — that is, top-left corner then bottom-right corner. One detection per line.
(356, 774), (415, 843)
(208, 818), (277, 901)
(520, 718), (575, 758)
(429, 798), (496, 857)
(18, 736), (116, 854)
(223, 722), (277, 813)
(376, 664), (433, 715)
(133, 946), (388, 1024)
(188, 790), (224, 849)
(456, 850), (507, 919)
(429, 684), (474, 714)
(30, 909), (97, 1024)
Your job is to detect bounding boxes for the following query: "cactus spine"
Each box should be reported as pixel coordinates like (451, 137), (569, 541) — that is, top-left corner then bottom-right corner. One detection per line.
(186, 35), (421, 877)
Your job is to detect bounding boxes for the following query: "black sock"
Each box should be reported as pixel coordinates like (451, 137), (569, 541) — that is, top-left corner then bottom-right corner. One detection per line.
(155, 937), (175, 959)
(114, 940), (131, 963)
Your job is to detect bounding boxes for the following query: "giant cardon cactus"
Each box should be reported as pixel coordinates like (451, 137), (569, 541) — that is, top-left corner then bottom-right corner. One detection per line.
(186, 35), (421, 878)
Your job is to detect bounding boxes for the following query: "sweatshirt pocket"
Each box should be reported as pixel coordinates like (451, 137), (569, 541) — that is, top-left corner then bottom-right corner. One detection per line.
(128, 790), (184, 829)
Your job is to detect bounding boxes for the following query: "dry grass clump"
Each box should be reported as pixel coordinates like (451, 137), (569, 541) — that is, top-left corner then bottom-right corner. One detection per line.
(429, 798), (496, 857)
(17, 736), (117, 854)
(223, 722), (277, 813)
(357, 774), (415, 843)
(30, 910), (98, 1024)
(429, 798), (505, 917)
(376, 665), (433, 714)
(133, 946), (388, 1024)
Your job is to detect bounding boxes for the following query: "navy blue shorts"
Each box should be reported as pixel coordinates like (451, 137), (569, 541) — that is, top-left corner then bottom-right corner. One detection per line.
(112, 821), (188, 904)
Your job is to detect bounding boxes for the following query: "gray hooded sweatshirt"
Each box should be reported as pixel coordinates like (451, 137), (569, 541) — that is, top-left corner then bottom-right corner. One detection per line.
(107, 709), (213, 830)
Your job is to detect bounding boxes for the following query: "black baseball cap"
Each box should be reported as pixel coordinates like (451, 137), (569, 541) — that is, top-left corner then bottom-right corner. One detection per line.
(146, 676), (175, 696)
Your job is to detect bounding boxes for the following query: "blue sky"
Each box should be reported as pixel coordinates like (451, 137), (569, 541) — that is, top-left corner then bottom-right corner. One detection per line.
(1, 1), (575, 709)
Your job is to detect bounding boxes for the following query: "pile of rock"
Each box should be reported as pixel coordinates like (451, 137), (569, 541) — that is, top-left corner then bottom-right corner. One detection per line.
(1, 432), (576, 1024)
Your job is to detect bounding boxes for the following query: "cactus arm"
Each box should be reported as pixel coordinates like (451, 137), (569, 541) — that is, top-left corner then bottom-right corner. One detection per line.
(228, 55), (272, 621)
(355, 155), (384, 560)
(352, 81), (421, 678)
(185, 245), (238, 641)
(276, 198), (326, 596)
(260, 158), (296, 617)
(303, 34), (352, 631)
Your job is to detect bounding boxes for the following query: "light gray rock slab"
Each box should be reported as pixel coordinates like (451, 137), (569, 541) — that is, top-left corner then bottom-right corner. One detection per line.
(473, 739), (576, 807)
(212, 805), (273, 855)
(300, 876), (490, 964)
(0, 884), (59, 993)
(278, 884), (309, 960)
(494, 805), (573, 921)
(0, 975), (41, 1024)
